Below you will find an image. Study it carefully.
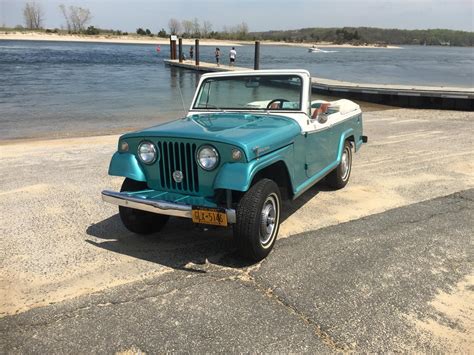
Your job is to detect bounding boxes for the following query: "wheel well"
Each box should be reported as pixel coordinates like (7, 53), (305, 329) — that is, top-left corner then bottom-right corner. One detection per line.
(251, 161), (293, 200)
(346, 135), (355, 149)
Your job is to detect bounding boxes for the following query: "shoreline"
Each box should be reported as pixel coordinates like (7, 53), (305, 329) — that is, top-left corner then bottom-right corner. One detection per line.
(0, 103), (394, 145)
(0, 31), (401, 49)
(0, 127), (137, 146)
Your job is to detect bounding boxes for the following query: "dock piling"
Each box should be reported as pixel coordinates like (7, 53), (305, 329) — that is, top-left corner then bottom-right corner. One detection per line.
(169, 37), (173, 59)
(254, 41), (260, 70)
(178, 38), (183, 62)
(172, 41), (177, 60)
(195, 39), (200, 66)
(169, 35), (177, 60)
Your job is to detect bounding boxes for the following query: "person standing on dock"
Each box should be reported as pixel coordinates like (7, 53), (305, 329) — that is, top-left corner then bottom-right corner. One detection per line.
(229, 47), (237, 66)
(189, 46), (194, 60)
(215, 47), (220, 66)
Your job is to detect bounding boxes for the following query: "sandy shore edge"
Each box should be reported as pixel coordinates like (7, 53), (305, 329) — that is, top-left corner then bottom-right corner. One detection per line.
(0, 32), (401, 49)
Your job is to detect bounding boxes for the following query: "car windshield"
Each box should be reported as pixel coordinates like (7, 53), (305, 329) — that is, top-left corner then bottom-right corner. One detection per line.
(193, 75), (303, 111)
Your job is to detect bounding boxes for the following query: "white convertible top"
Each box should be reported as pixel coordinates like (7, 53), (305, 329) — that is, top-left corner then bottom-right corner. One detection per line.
(329, 99), (360, 115)
(199, 69), (311, 79)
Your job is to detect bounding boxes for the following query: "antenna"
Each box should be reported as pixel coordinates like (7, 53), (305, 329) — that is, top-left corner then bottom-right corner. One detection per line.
(176, 82), (187, 117)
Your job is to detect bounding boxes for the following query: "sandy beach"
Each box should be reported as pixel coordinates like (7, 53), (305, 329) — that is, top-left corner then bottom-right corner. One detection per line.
(0, 31), (401, 48)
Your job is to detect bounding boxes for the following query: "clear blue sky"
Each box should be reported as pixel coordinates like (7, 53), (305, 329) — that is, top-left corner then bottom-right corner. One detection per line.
(1, 0), (473, 32)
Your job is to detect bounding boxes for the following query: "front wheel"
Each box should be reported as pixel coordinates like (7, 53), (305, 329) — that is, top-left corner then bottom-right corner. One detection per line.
(234, 179), (281, 261)
(327, 140), (352, 189)
(118, 178), (169, 235)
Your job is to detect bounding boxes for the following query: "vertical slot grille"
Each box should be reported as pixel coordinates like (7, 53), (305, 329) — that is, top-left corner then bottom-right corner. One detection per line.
(158, 141), (199, 193)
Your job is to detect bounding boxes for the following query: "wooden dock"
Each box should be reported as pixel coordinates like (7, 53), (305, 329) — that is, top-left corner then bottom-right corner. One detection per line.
(311, 77), (473, 110)
(164, 59), (474, 110)
(164, 59), (248, 72)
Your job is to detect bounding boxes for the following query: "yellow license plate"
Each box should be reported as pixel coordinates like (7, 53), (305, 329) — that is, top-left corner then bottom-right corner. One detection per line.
(192, 207), (228, 227)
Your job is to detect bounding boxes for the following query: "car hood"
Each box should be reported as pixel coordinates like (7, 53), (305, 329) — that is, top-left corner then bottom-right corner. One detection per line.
(122, 112), (301, 160)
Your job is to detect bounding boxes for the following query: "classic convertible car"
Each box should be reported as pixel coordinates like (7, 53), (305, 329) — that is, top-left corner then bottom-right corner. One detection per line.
(102, 69), (367, 261)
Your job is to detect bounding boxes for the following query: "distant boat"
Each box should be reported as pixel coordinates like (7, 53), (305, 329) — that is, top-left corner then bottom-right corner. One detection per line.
(308, 46), (338, 53)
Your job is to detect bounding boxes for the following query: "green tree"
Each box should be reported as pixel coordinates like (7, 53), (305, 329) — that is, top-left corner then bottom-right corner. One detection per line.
(85, 25), (99, 35)
(158, 28), (167, 37)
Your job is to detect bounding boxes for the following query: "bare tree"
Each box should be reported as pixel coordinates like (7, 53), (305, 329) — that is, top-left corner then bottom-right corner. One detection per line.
(71, 7), (92, 31)
(192, 18), (200, 37)
(168, 18), (181, 35)
(59, 4), (71, 31)
(23, 2), (43, 29)
(59, 4), (92, 32)
(181, 19), (193, 36)
(202, 20), (212, 38)
(236, 22), (249, 38)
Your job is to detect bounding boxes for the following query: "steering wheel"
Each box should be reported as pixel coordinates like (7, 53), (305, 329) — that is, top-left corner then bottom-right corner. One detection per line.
(266, 98), (289, 109)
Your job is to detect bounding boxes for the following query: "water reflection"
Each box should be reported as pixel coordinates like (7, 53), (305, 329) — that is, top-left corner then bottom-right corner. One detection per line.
(169, 66), (201, 103)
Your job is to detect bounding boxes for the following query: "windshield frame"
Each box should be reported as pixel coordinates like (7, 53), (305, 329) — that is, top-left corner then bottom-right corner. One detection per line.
(191, 73), (305, 113)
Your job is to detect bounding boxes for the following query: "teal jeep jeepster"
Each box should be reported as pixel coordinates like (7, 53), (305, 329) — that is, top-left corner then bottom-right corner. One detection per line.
(102, 69), (367, 261)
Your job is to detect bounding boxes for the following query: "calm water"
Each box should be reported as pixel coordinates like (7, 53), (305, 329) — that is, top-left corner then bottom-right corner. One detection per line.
(1, 40), (473, 140)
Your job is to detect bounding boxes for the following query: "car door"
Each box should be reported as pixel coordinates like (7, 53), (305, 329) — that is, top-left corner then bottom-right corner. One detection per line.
(304, 121), (334, 178)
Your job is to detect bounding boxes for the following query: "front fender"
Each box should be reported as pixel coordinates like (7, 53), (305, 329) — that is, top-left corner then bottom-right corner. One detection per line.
(108, 152), (146, 182)
(214, 144), (294, 192)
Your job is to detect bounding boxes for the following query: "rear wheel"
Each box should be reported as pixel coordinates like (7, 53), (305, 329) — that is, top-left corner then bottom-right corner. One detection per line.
(327, 140), (352, 189)
(119, 178), (169, 235)
(234, 179), (281, 261)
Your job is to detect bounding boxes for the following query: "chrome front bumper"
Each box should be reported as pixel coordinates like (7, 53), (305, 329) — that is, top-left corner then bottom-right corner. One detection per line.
(101, 190), (236, 223)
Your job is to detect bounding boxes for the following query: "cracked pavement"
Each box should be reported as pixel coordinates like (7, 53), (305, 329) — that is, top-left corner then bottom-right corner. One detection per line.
(2, 190), (473, 353)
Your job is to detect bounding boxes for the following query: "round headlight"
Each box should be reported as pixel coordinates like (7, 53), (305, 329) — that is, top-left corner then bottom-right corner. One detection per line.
(197, 145), (219, 170)
(138, 141), (157, 164)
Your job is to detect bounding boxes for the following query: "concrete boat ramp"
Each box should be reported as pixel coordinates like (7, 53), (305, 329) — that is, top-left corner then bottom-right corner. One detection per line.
(164, 59), (474, 110)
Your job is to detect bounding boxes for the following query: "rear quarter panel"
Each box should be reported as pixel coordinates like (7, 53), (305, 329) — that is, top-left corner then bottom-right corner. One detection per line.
(292, 111), (363, 198)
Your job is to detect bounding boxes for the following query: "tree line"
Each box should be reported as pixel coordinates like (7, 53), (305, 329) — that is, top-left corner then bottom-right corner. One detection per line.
(22, 1), (94, 33)
(20, 2), (250, 39)
(252, 27), (474, 47)
(165, 18), (249, 40)
(19, 2), (473, 46)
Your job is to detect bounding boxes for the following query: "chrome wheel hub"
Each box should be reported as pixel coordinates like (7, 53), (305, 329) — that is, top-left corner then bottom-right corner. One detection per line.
(260, 194), (279, 247)
(341, 148), (350, 180)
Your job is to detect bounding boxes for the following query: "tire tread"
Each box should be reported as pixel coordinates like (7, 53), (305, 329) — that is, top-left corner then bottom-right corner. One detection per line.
(234, 179), (280, 261)
(327, 140), (352, 189)
(119, 178), (169, 235)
